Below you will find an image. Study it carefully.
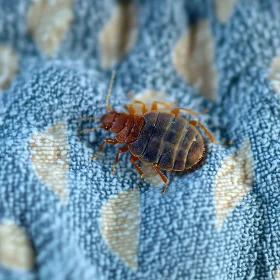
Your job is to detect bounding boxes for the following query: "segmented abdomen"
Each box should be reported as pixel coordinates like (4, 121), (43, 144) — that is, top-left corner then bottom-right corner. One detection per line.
(128, 112), (205, 171)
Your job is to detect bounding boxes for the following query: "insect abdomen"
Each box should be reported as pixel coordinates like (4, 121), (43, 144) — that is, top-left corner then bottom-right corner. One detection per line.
(129, 112), (205, 171)
(173, 125), (204, 171)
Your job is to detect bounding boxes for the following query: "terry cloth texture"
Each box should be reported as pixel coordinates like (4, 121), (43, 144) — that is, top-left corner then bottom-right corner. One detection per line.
(0, 0), (280, 279)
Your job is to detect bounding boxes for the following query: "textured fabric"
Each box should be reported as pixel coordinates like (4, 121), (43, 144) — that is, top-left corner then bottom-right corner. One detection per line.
(1, 0), (280, 279)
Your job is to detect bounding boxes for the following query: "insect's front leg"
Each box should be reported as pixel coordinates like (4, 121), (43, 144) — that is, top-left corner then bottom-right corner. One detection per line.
(111, 145), (129, 173)
(92, 138), (118, 159)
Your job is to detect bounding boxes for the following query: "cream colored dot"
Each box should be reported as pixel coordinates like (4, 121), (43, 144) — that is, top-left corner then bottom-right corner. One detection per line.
(131, 89), (173, 186)
(139, 162), (163, 187)
(274, 268), (280, 279)
(215, 0), (236, 22)
(172, 20), (217, 101)
(0, 45), (18, 90)
(101, 188), (140, 269)
(99, 2), (138, 69)
(269, 55), (280, 95)
(27, 0), (73, 56)
(214, 138), (254, 230)
(30, 121), (69, 204)
(0, 221), (35, 270)
(133, 89), (175, 113)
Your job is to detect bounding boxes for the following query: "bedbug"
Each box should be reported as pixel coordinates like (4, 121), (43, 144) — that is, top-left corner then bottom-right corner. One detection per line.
(81, 72), (215, 193)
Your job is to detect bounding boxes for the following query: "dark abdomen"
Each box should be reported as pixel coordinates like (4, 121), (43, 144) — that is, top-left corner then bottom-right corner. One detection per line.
(128, 112), (205, 171)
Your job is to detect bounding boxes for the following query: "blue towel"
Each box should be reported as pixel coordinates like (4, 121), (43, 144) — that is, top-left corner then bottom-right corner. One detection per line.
(1, 0), (280, 279)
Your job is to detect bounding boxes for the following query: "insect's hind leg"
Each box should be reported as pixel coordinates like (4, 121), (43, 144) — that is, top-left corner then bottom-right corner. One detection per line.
(130, 155), (144, 188)
(111, 145), (129, 173)
(189, 120), (215, 143)
(152, 164), (169, 193)
(92, 138), (118, 159)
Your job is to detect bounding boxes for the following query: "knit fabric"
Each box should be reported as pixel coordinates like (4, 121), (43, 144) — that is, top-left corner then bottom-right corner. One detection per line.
(0, 0), (280, 279)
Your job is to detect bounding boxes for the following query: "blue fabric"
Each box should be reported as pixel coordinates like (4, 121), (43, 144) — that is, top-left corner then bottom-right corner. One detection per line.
(1, 0), (280, 279)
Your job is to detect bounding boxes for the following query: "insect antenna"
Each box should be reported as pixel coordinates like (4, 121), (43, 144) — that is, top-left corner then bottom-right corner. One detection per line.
(78, 117), (101, 122)
(128, 90), (134, 101)
(106, 71), (116, 111)
(80, 125), (105, 134)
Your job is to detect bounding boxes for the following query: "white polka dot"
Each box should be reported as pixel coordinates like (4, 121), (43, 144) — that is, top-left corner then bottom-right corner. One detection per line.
(215, 0), (236, 23)
(27, 0), (73, 56)
(0, 45), (18, 90)
(172, 20), (217, 101)
(101, 188), (140, 269)
(140, 162), (163, 186)
(30, 121), (69, 204)
(274, 268), (280, 279)
(214, 138), (254, 230)
(133, 89), (175, 113)
(269, 55), (280, 95)
(99, 2), (138, 69)
(0, 221), (35, 270)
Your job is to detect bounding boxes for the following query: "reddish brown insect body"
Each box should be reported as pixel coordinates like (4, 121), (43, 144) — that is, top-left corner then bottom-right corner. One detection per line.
(81, 72), (215, 193)
(101, 111), (145, 143)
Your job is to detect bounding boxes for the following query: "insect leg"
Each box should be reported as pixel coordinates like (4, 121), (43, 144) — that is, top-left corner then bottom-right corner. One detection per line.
(189, 120), (215, 143)
(111, 145), (129, 173)
(127, 104), (136, 114)
(133, 100), (148, 114)
(152, 164), (169, 193)
(130, 155), (144, 188)
(171, 107), (199, 116)
(92, 138), (118, 159)
(151, 101), (173, 111)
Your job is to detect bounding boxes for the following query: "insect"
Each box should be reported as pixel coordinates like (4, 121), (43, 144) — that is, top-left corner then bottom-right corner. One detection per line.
(81, 72), (215, 193)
